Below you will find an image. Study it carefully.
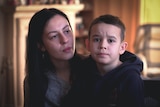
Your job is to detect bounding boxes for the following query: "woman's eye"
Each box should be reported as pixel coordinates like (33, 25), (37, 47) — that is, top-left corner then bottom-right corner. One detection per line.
(64, 29), (71, 34)
(49, 34), (58, 39)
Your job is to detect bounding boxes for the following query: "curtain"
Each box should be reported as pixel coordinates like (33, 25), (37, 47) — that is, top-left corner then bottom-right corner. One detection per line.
(93, 0), (140, 53)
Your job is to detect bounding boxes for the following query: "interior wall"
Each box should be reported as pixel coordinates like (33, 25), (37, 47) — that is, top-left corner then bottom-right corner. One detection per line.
(140, 0), (160, 24)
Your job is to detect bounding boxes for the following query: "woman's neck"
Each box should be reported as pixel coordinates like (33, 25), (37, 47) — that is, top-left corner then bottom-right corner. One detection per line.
(52, 60), (71, 83)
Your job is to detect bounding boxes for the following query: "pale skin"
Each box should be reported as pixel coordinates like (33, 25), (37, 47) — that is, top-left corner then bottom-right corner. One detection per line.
(38, 15), (75, 83)
(88, 23), (128, 75)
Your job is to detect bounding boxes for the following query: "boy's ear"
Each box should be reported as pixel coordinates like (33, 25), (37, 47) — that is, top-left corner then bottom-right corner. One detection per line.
(85, 38), (90, 51)
(37, 43), (45, 52)
(119, 41), (128, 55)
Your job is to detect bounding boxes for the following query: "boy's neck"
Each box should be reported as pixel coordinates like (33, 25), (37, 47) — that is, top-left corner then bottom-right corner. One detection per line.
(96, 61), (122, 76)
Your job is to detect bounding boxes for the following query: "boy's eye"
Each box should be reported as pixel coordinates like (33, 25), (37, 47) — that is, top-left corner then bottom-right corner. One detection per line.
(93, 37), (101, 42)
(108, 39), (115, 43)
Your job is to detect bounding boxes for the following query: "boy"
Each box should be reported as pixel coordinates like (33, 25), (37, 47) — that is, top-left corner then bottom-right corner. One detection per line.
(81, 14), (144, 107)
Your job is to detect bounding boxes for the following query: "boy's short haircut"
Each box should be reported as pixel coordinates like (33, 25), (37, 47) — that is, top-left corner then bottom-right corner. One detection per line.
(88, 14), (126, 41)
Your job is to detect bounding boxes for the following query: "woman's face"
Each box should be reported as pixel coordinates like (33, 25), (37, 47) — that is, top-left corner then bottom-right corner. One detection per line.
(40, 15), (75, 62)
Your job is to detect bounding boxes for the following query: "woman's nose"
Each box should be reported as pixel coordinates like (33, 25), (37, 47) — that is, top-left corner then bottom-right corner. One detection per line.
(60, 33), (68, 44)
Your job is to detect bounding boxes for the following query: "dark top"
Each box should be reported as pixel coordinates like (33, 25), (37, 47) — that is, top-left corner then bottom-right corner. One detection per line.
(70, 51), (144, 107)
(24, 53), (84, 107)
(25, 51), (144, 107)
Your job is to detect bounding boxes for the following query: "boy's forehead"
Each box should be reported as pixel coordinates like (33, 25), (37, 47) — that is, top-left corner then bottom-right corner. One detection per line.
(90, 23), (121, 35)
(92, 23), (119, 28)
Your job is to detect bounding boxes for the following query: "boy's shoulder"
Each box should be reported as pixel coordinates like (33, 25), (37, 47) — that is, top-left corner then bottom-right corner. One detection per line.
(120, 51), (142, 63)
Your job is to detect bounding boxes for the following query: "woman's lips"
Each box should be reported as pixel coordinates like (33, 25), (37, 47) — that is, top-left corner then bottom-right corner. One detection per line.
(63, 47), (72, 52)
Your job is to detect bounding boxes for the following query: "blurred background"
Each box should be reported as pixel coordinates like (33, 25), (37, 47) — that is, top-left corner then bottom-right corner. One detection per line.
(0, 0), (160, 107)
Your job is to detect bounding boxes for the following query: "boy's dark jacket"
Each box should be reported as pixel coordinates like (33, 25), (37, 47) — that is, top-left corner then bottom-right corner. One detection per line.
(63, 51), (144, 107)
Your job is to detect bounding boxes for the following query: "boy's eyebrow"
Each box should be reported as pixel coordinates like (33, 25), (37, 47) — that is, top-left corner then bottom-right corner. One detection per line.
(91, 34), (100, 37)
(91, 34), (117, 39)
(107, 35), (116, 38)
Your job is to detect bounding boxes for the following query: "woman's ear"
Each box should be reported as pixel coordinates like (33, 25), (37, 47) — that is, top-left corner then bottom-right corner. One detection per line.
(119, 41), (128, 55)
(37, 43), (45, 52)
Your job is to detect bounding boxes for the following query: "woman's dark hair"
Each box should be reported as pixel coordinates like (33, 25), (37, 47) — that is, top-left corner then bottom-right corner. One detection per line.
(88, 14), (126, 41)
(25, 8), (72, 107)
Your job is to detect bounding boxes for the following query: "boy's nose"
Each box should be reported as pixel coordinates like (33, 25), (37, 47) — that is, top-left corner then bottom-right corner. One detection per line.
(99, 40), (107, 49)
(100, 46), (106, 49)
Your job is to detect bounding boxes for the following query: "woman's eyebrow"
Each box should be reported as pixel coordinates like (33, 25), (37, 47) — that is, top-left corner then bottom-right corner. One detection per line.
(63, 25), (70, 30)
(92, 34), (100, 37)
(47, 25), (70, 35)
(47, 30), (57, 36)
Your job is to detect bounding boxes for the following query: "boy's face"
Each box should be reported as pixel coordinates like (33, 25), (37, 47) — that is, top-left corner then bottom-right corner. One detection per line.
(89, 23), (127, 65)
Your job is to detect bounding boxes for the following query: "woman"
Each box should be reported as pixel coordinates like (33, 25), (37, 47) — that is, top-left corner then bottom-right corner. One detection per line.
(24, 8), (82, 107)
